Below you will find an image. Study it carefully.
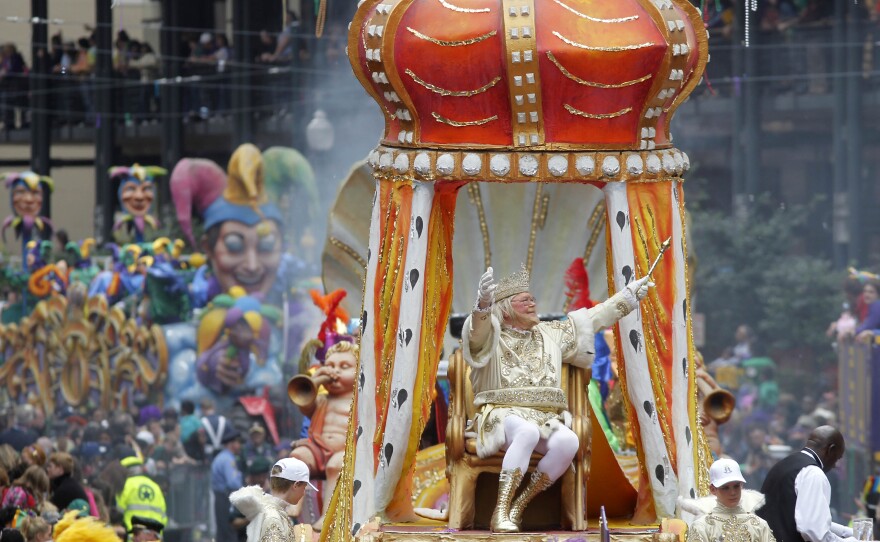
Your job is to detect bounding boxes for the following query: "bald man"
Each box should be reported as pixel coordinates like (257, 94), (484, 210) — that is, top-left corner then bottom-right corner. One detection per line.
(757, 426), (860, 542)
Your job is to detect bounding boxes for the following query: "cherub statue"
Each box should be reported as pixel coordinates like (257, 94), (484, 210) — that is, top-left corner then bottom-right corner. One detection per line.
(288, 289), (356, 531)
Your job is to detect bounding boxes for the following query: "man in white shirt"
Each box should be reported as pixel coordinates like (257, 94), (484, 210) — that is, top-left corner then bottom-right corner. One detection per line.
(230, 457), (317, 542)
(757, 426), (867, 542)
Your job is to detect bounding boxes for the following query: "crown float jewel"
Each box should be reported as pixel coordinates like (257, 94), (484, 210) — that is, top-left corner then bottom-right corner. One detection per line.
(495, 264), (531, 302)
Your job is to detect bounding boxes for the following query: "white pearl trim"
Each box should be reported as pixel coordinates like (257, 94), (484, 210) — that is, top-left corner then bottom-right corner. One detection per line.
(548, 155), (568, 177)
(575, 155), (595, 176)
(519, 154), (539, 176)
(490, 154), (510, 176)
(462, 153), (482, 175)
(602, 155), (620, 177)
(414, 153), (431, 175)
(626, 154), (644, 176)
(366, 146), (689, 182)
(436, 153), (455, 175)
(393, 153), (410, 173)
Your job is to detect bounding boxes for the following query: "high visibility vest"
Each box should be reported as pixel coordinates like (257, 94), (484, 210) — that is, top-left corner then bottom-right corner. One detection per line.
(116, 474), (167, 530)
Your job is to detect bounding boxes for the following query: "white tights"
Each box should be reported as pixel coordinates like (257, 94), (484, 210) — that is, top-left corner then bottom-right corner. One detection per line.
(500, 415), (580, 481)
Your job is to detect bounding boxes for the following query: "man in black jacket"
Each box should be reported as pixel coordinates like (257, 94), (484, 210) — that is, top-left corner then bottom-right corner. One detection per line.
(757, 426), (858, 542)
(46, 452), (88, 511)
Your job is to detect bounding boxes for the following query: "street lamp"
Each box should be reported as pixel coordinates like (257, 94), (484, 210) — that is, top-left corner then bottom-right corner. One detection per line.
(306, 110), (334, 152)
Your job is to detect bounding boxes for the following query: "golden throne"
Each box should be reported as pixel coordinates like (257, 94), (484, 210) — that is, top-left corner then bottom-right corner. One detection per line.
(445, 349), (592, 531)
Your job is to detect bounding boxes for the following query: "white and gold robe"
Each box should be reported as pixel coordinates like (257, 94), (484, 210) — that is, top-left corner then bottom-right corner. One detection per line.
(461, 289), (637, 458)
(229, 486), (312, 542)
(682, 490), (777, 542)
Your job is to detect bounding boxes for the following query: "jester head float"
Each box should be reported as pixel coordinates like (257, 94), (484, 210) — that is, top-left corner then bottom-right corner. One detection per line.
(171, 144), (285, 297)
(109, 164), (167, 243)
(195, 286), (283, 393)
(1, 171), (53, 244)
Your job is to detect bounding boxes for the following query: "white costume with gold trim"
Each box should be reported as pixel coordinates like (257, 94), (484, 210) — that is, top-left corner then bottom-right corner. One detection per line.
(682, 490), (777, 542)
(461, 289), (637, 458)
(229, 486), (311, 542)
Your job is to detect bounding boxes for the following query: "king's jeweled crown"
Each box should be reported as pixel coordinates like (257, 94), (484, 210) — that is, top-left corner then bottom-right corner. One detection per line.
(495, 264), (531, 302)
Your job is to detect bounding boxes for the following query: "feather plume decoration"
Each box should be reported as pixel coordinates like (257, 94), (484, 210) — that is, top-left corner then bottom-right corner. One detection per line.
(564, 257), (595, 311)
(54, 513), (120, 542)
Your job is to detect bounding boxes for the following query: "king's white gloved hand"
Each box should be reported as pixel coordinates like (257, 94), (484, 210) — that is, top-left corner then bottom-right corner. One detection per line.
(476, 267), (496, 309)
(626, 276), (654, 301)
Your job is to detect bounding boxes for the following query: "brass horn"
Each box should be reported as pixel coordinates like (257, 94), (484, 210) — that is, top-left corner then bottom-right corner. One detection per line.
(695, 373), (736, 424)
(287, 374), (333, 407)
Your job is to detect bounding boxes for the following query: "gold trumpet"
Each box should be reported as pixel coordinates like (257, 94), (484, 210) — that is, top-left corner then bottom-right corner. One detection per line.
(695, 372), (736, 424)
(287, 373), (334, 407)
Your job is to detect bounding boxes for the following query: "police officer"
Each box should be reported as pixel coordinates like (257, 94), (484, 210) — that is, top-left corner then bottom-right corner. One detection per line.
(117, 455), (167, 532)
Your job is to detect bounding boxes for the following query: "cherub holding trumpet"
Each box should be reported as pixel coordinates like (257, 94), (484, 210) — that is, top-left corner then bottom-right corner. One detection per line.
(288, 289), (358, 531)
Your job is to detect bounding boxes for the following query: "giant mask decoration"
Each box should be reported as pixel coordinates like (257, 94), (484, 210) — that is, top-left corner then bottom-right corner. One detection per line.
(2, 171), (53, 245)
(109, 164), (167, 243)
(170, 144), (283, 297)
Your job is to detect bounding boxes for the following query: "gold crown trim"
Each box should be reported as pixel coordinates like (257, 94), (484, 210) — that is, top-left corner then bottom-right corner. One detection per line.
(495, 264), (531, 301)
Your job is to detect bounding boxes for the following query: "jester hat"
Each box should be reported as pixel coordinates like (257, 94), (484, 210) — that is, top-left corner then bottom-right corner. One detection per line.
(170, 144), (284, 246)
(65, 238), (97, 267)
(196, 286), (283, 355)
(261, 146), (319, 220)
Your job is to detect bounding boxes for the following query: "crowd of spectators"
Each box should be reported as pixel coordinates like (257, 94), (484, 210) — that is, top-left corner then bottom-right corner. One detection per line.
(0, 398), (291, 541)
(0, 9), (349, 132)
(698, 0), (838, 39)
(2, 2), (876, 132)
(706, 339), (849, 518)
(706, 275), (880, 525)
(695, 0), (880, 95)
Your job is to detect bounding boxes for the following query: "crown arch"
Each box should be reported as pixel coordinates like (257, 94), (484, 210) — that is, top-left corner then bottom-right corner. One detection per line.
(324, 0), (710, 537)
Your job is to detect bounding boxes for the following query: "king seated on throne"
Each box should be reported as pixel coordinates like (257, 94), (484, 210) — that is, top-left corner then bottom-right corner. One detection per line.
(463, 264), (652, 533)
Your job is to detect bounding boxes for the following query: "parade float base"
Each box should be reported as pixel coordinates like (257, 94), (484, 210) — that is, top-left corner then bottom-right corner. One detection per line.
(365, 520), (659, 542)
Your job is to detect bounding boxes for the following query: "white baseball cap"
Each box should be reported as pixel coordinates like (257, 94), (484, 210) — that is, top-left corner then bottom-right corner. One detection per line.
(135, 430), (155, 446)
(272, 458), (318, 491)
(709, 458), (746, 488)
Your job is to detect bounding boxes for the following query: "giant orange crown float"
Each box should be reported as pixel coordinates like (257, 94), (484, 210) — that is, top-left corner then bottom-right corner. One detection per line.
(325, 0), (710, 539)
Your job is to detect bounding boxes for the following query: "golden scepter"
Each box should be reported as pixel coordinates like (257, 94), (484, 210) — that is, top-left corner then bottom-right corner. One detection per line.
(645, 237), (672, 278)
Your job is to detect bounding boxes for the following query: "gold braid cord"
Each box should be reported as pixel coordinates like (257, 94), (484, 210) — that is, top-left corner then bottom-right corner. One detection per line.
(316, 0), (327, 37)
(320, 211), (374, 541)
(319, 386), (359, 541)
(678, 181), (712, 494)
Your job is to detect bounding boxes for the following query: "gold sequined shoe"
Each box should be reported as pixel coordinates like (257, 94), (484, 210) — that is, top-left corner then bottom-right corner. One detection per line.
(490, 467), (523, 533)
(508, 470), (553, 529)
